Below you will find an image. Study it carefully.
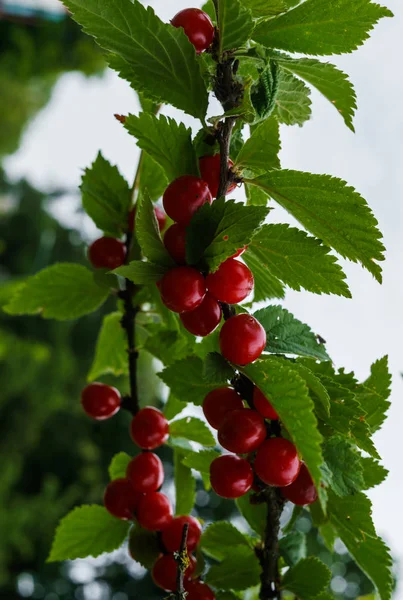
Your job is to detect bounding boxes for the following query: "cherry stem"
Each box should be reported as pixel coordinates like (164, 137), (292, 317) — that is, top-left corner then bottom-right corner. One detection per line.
(174, 523), (190, 599)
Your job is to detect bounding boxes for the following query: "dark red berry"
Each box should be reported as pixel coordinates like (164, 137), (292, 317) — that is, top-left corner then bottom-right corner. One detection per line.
(126, 452), (164, 493)
(206, 258), (254, 304)
(220, 314), (266, 365)
(281, 463), (318, 505)
(202, 387), (244, 430)
(180, 293), (222, 336)
(128, 206), (166, 232)
(254, 438), (301, 487)
(136, 492), (173, 531)
(88, 237), (126, 269)
(253, 387), (279, 421)
(160, 266), (206, 313)
(210, 455), (253, 499)
(130, 407), (169, 450)
(199, 154), (237, 198)
(171, 8), (214, 54)
(163, 175), (212, 225)
(152, 553), (196, 591)
(161, 515), (202, 553)
(81, 383), (121, 420)
(164, 223), (187, 264)
(184, 579), (216, 600)
(104, 478), (141, 520)
(218, 408), (266, 454)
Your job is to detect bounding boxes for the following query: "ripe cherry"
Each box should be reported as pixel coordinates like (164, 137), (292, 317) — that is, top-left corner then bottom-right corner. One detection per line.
(104, 478), (141, 520)
(199, 154), (237, 198)
(220, 314), (266, 365)
(81, 383), (121, 420)
(130, 407), (169, 450)
(202, 387), (244, 430)
(281, 463), (318, 506)
(160, 266), (206, 313)
(232, 246), (247, 258)
(254, 438), (301, 487)
(206, 258), (254, 304)
(180, 293), (222, 336)
(88, 237), (126, 269)
(136, 492), (173, 531)
(171, 8), (215, 54)
(163, 175), (212, 225)
(253, 387), (279, 421)
(126, 452), (164, 493)
(210, 455), (253, 499)
(218, 408), (266, 454)
(129, 206), (166, 232)
(152, 553), (196, 591)
(164, 223), (187, 264)
(184, 579), (216, 600)
(162, 515), (202, 553)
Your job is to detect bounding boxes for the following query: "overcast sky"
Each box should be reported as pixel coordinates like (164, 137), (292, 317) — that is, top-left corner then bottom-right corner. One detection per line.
(4, 0), (403, 596)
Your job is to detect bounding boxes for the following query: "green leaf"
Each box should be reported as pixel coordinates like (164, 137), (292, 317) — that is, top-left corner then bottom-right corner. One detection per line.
(245, 224), (350, 297)
(174, 448), (196, 515)
(290, 362), (331, 418)
(64, 0), (209, 119)
(48, 505), (129, 562)
(88, 312), (128, 381)
(279, 531), (307, 567)
(235, 118), (281, 173)
(164, 394), (185, 420)
(323, 436), (365, 496)
(361, 457), (388, 490)
(4, 264), (109, 320)
(254, 305), (330, 360)
(281, 556), (331, 598)
(251, 62), (280, 124)
(273, 70), (312, 126)
(114, 260), (169, 284)
(108, 452), (131, 480)
(218, 0), (254, 54)
(243, 251), (286, 302)
(145, 328), (194, 366)
(355, 356), (391, 432)
(253, 0), (393, 56)
(206, 546), (261, 591)
(203, 352), (235, 385)
(201, 522), (252, 560)
(248, 170), (385, 281)
(236, 493), (267, 536)
(128, 526), (160, 569)
(159, 356), (226, 405)
(245, 184), (270, 206)
(170, 417), (215, 446)
(243, 0), (288, 17)
(138, 153), (168, 202)
(80, 152), (131, 236)
(186, 197), (269, 271)
(125, 113), (198, 181)
(135, 192), (174, 267)
(182, 449), (220, 489)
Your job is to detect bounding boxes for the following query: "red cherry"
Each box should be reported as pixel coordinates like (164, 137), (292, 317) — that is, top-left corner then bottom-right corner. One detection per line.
(88, 237), (126, 269)
(164, 223), (187, 264)
(202, 387), (244, 430)
(199, 154), (237, 198)
(136, 492), (173, 531)
(163, 175), (212, 225)
(210, 455), (253, 499)
(232, 245), (247, 258)
(254, 438), (301, 487)
(81, 383), (121, 420)
(128, 206), (166, 232)
(152, 553), (196, 591)
(104, 478), (141, 520)
(218, 409), (266, 454)
(161, 515), (202, 553)
(220, 314), (266, 365)
(281, 463), (318, 505)
(184, 579), (216, 600)
(126, 452), (164, 493)
(206, 258), (254, 304)
(130, 407), (169, 450)
(171, 8), (215, 54)
(160, 266), (206, 313)
(253, 387), (279, 421)
(180, 293), (222, 336)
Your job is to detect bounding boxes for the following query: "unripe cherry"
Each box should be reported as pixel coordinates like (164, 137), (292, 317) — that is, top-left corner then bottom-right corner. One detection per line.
(254, 438), (301, 487)
(164, 222), (187, 264)
(184, 579), (216, 600)
(163, 175), (212, 225)
(253, 387), (279, 421)
(199, 154), (237, 198)
(161, 515), (202, 553)
(126, 452), (164, 493)
(160, 266), (206, 313)
(210, 455), (253, 499)
(218, 408), (266, 454)
(281, 463), (318, 505)
(152, 553), (196, 591)
(88, 237), (126, 269)
(180, 293), (222, 336)
(171, 8), (215, 54)
(130, 407), (169, 450)
(136, 492), (173, 531)
(206, 258), (254, 304)
(220, 314), (266, 365)
(202, 387), (244, 430)
(104, 478), (141, 520)
(81, 383), (121, 420)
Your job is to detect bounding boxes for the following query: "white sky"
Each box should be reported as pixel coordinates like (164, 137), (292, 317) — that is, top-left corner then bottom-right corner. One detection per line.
(4, 0), (403, 596)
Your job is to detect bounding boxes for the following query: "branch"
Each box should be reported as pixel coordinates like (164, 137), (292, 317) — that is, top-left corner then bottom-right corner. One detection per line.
(174, 523), (190, 600)
(258, 487), (285, 600)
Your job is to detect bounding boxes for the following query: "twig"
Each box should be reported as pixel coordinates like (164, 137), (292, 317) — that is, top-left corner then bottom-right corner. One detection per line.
(174, 523), (190, 599)
(257, 487), (285, 600)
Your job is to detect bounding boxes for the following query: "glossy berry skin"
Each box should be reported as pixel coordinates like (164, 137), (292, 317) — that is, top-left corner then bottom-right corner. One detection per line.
(218, 408), (266, 454)
(164, 223), (187, 264)
(210, 455), (253, 499)
(281, 463), (318, 506)
(129, 206), (166, 232)
(180, 293), (222, 337)
(255, 438), (301, 487)
(202, 387), (244, 430)
(184, 579), (216, 600)
(136, 492), (173, 531)
(130, 407), (169, 450)
(104, 478), (141, 520)
(206, 258), (254, 304)
(163, 175), (212, 225)
(152, 553), (196, 591)
(220, 314), (266, 365)
(160, 266), (206, 313)
(88, 237), (126, 270)
(81, 383), (121, 420)
(199, 154), (237, 198)
(126, 452), (164, 493)
(253, 387), (279, 421)
(171, 8), (214, 54)
(161, 515), (202, 553)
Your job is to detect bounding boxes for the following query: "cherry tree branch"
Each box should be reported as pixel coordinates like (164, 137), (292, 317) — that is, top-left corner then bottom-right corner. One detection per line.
(174, 523), (190, 600)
